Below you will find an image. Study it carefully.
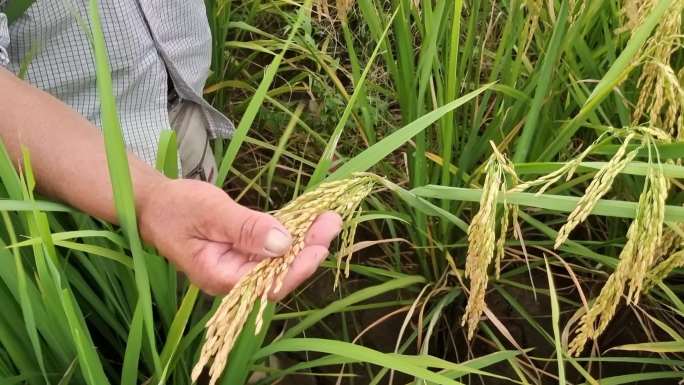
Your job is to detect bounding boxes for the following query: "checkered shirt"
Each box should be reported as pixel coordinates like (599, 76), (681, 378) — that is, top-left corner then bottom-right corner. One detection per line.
(0, 0), (234, 164)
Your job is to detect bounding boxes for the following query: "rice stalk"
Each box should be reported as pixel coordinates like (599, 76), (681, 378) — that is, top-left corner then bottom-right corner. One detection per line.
(191, 173), (376, 385)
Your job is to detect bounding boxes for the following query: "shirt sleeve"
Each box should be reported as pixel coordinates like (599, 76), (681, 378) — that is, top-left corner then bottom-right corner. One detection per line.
(0, 11), (9, 67)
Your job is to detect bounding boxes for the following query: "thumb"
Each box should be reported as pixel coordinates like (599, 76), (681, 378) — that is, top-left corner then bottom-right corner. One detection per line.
(218, 199), (292, 257)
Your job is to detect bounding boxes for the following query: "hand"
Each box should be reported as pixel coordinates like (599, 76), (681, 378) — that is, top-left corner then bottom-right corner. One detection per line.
(138, 179), (342, 298)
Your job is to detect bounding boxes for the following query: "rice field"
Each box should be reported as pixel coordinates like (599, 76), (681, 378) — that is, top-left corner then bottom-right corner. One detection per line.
(1, 0), (684, 384)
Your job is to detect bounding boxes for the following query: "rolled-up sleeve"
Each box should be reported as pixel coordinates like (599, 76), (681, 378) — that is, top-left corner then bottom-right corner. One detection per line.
(0, 11), (9, 67)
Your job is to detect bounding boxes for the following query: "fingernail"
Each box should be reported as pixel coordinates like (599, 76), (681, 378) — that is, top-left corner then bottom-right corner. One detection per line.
(264, 228), (292, 255)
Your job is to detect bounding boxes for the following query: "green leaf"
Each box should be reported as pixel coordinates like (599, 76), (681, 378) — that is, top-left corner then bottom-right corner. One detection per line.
(155, 130), (178, 179)
(612, 341), (684, 353)
(255, 338), (465, 385)
(325, 84), (492, 182)
(88, 0), (161, 375)
(158, 285), (200, 384)
(282, 275), (425, 339)
(121, 301), (143, 385)
(544, 257), (565, 385)
(412, 185), (684, 222)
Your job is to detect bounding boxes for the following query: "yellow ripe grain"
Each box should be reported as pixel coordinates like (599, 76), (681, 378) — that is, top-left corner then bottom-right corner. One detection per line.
(462, 156), (503, 340)
(554, 134), (641, 249)
(629, 0), (683, 137)
(625, 167), (668, 303)
(192, 173), (376, 385)
(646, 248), (684, 291)
(568, 165), (668, 356)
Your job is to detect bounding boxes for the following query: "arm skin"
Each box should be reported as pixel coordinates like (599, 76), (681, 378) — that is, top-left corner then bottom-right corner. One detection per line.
(0, 67), (341, 298)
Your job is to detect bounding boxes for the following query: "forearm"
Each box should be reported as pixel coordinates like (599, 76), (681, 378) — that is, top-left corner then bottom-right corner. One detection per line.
(0, 67), (167, 224)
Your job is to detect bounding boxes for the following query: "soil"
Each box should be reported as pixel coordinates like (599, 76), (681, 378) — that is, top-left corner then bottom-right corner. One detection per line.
(266, 267), (684, 385)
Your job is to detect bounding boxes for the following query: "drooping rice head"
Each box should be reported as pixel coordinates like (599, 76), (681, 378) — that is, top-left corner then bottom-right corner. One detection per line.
(462, 149), (518, 340)
(567, 133), (669, 355)
(192, 172), (376, 385)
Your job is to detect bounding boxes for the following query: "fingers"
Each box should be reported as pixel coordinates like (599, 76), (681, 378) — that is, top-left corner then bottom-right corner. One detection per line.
(216, 198), (292, 258)
(269, 245), (329, 301)
(191, 211), (342, 297)
(182, 242), (258, 295)
(268, 212), (342, 300)
(304, 211), (343, 247)
(192, 244), (328, 299)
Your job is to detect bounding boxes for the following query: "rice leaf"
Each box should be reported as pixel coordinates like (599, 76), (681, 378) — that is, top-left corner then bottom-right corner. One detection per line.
(87, 0), (161, 375)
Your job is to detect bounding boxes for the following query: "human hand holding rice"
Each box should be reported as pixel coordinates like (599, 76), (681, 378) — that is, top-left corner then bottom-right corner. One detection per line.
(190, 173), (376, 385)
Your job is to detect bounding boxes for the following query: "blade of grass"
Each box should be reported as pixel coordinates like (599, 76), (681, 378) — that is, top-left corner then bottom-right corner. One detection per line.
(412, 185), (684, 222)
(326, 84), (492, 182)
(120, 300), (143, 385)
(87, 0), (161, 375)
(612, 341), (684, 353)
(544, 256), (565, 385)
(513, 0), (568, 162)
(581, 371), (684, 385)
(155, 130), (178, 179)
(255, 338), (465, 385)
(158, 285), (199, 384)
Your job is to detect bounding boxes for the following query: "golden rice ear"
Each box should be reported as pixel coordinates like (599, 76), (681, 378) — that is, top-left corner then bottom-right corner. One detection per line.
(643, 223), (684, 293)
(334, 206), (364, 290)
(645, 247), (684, 291)
(554, 133), (642, 249)
(625, 165), (668, 303)
(192, 173), (376, 385)
(335, 0), (354, 23)
(521, 0), (542, 57)
(510, 130), (612, 195)
(568, 160), (668, 356)
(455, 16), (681, 346)
(462, 154), (504, 340)
(461, 144), (522, 340)
(557, 0), (684, 355)
(627, 0), (683, 137)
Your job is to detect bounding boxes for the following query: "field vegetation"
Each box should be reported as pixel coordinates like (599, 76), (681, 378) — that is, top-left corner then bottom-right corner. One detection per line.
(0, 0), (683, 384)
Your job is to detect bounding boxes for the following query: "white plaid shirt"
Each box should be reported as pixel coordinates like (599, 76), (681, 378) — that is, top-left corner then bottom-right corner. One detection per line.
(0, 0), (233, 164)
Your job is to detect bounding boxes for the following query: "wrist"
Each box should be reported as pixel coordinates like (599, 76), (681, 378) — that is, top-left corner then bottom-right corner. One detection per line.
(135, 171), (171, 244)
